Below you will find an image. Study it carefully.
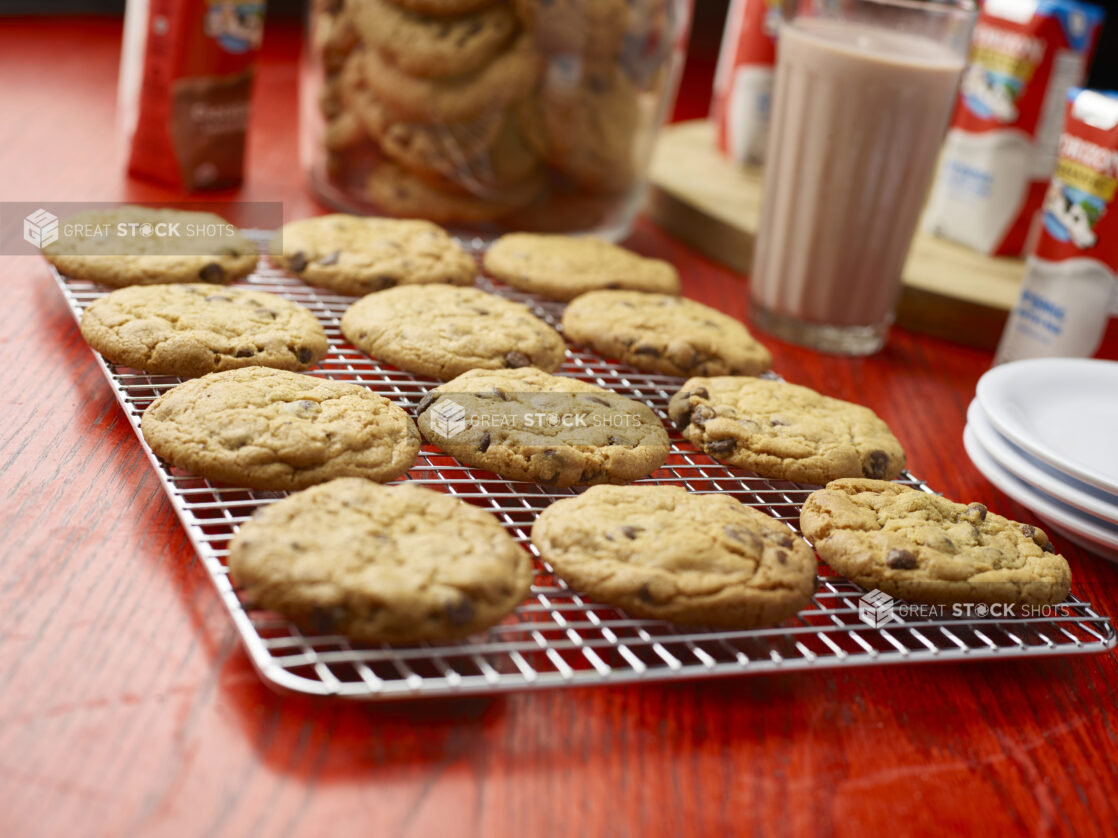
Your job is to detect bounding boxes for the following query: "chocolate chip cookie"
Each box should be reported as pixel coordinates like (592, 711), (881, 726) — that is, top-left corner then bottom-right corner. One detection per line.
(141, 367), (420, 490)
(43, 207), (257, 288)
(669, 377), (906, 484)
(562, 291), (772, 378)
(350, 0), (518, 78)
(416, 367), (670, 485)
(353, 34), (541, 122)
(483, 234), (681, 300)
(347, 87), (505, 180)
(228, 478), (533, 643)
(365, 161), (543, 223)
(512, 0), (632, 57)
(271, 214), (477, 295)
(383, 0), (499, 16)
(532, 485), (817, 627)
(800, 479), (1072, 606)
(519, 57), (641, 192)
(341, 284), (565, 380)
(80, 284), (328, 378)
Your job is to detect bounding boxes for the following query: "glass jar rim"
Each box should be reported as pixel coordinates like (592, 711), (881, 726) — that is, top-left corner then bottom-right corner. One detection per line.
(854, 0), (977, 16)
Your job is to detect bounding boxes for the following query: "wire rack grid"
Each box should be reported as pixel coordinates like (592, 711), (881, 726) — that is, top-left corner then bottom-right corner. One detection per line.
(50, 232), (1116, 700)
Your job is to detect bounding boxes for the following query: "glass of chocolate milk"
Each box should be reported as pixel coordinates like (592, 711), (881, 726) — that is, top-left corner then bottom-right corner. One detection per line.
(750, 0), (977, 355)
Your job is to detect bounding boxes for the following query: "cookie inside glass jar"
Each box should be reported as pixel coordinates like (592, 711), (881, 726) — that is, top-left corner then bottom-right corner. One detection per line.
(303, 0), (692, 239)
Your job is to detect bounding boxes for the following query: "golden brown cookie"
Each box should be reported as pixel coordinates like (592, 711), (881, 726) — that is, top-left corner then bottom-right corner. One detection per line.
(668, 377), (906, 484)
(351, 35), (541, 122)
(518, 57), (642, 192)
(416, 367), (670, 485)
(43, 207), (257, 288)
(141, 367), (420, 490)
(80, 284), (328, 378)
(349, 0), (518, 78)
(365, 162), (543, 223)
(800, 479), (1072, 606)
(271, 214), (477, 295)
(228, 479), (533, 643)
(341, 284), (565, 379)
(483, 233), (681, 300)
(562, 291), (772, 377)
(532, 485), (817, 627)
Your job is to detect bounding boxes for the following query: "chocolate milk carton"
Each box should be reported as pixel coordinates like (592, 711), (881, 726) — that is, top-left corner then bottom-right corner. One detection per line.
(923, 0), (1104, 256)
(995, 89), (1118, 363)
(119, 0), (266, 190)
(710, 0), (781, 166)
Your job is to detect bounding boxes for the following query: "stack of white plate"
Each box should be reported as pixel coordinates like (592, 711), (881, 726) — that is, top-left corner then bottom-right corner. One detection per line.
(965, 358), (1118, 562)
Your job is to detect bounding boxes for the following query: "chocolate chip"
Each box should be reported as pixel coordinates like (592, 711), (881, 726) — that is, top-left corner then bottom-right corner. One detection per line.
(587, 396), (610, 406)
(886, 548), (918, 569)
(288, 251), (308, 273)
(863, 450), (891, 479)
(504, 351), (531, 368)
(673, 410), (691, 431)
(1021, 524), (1036, 539)
(607, 435), (623, 446)
(318, 250), (341, 266)
(691, 387), (709, 400)
(298, 400), (316, 411)
(297, 347), (313, 364)
(620, 526), (642, 539)
(963, 502), (988, 524)
(415, 392), (437, 416)
(256, 308), (277, 320)
(775, 533), (793, 548)
(309, 604), (349, 634)
(234, 347), (255, 357)
(1043, 542), (1055, 554)
(707, 438), (736, 455)
(478, 431), (491, 452)
(376, 275), (398, 289)
(199, 262), (225, 283)
(445, 598), (475, 626)
(637, 583), (655, 603)
(775, 550), (788, 565)
(770, 417), (788, 426)
(690, 405), (715, 428)
(633, 344), (660, 356)
(724, 525), (762, 551)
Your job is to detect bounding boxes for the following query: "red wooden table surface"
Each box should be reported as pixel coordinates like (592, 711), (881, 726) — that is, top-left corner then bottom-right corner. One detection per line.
(3, 16), (1118, 838)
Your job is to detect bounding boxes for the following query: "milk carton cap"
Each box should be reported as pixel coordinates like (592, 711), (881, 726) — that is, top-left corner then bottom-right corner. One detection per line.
(1066, 88), (1118, 130)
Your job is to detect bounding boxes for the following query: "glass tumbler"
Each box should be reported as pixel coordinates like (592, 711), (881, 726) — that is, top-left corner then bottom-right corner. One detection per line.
(750, 0), (977, 355)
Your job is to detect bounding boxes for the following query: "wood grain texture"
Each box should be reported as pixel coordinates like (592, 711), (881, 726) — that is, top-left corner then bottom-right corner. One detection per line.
(2, 15), (1118, 838)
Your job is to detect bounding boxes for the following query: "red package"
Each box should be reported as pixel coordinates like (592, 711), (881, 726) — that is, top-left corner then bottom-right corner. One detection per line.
(119, 0), (266, 190)
(710, 0), (780, 166)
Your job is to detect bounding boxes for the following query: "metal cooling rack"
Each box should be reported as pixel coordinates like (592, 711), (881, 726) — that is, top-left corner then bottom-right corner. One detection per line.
(50, 232), (1116, 700)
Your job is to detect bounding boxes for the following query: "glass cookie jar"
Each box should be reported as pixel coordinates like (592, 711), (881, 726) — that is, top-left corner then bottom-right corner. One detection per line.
(302, 0), (693, 239)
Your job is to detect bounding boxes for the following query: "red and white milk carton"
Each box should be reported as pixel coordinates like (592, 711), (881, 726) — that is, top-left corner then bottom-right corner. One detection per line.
(710, 0), (781, 166)
(119, 0), (266, 190)
(923, 0), (1104, 256)
(995, 89), (1118, 363)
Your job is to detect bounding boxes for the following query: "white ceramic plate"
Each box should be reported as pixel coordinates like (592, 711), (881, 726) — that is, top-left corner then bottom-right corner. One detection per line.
(963, 424), (1118, 562)
(967, 399), (1118, 526)
(976, 358), (1118, 495)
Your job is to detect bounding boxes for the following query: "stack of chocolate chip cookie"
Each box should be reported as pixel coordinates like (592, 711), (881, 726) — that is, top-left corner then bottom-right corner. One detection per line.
(310, 0), (679, 229)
